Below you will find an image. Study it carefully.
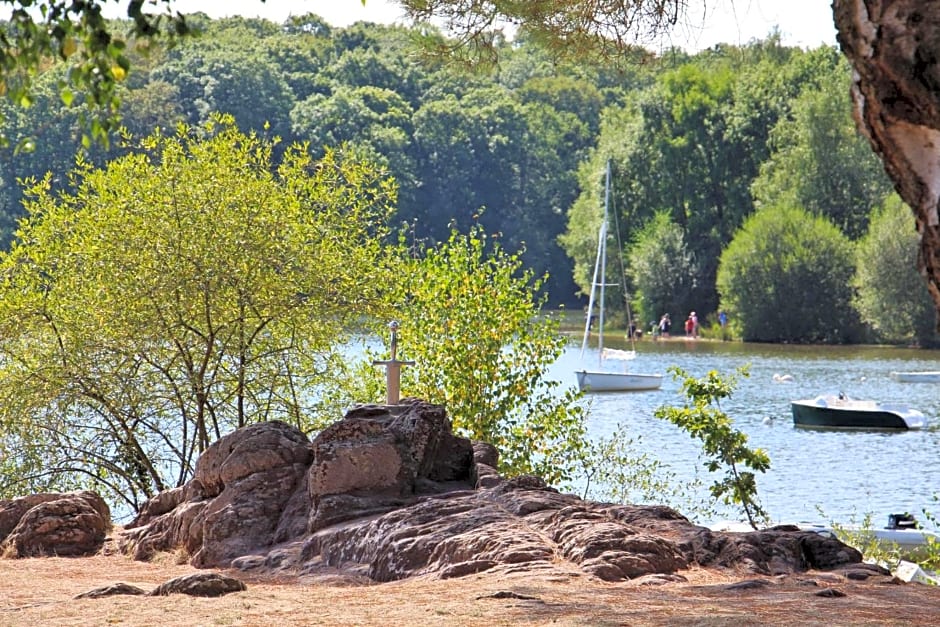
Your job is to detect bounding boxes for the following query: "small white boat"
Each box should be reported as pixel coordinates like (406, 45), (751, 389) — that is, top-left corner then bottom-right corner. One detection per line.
(791, 393), (927, 430)
(711, 514), (940, 562)
(890, 371), (940, 383)
(574, 160), (662, 393)
(576, 368), (663, 392)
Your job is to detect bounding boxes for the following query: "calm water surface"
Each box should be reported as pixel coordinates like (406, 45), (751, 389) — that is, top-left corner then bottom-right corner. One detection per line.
(554, 336), (940, 527)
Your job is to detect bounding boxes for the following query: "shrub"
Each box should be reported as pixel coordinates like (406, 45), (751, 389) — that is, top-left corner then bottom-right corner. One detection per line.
(716, 206), (859, 342)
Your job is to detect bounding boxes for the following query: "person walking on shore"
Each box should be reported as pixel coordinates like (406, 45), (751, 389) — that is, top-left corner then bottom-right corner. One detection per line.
(658, 314), (671, 337)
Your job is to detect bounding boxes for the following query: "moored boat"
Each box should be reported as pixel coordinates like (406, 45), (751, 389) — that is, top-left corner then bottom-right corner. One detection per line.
(574, 160), (662, 393)
(791, 393), (927, 430)
(890, 371), (940, 383)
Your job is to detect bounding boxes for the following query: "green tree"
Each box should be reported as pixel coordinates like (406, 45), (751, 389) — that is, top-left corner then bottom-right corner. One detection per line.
(0, 67), (116, 241)
(750, 56), (893, 239)
(411, 93), (484, 240)
(372, 225), (586, 484)
(0, 118), (396, 511)
(512, 99), (588, 303)
(290, 85), (416, 200)
(600, 64), (736, 316)
(560, 120), (641, 305)
(261, 30), (332, 102)
(517, 75), (603, 137)
(563, 56), (759, 318)
(853, 195), (938, 346)
(410, 83), (585, 303)
(717, 205), (859, 343)
(116, 79), (184, 137)
(654, 367), (769, 529)
(0, 2), (198, 144)
(627, 211), (699, 328)
(150, 46), (295, 136)
(724, 44), (844, 176)
(323, 41), (427, 106)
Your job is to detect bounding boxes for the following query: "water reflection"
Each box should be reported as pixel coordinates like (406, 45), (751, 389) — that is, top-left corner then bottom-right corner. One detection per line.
(557, 337), (940, 526)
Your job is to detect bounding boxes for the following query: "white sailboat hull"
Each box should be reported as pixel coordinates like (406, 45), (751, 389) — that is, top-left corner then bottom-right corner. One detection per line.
(576, 369), (663, 392)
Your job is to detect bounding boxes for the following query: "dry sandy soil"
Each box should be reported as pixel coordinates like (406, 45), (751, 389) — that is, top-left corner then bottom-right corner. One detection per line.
(2, 550), (940, 627)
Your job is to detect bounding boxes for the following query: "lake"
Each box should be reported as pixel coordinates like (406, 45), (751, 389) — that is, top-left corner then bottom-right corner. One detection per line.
(554, 336), (940, 528)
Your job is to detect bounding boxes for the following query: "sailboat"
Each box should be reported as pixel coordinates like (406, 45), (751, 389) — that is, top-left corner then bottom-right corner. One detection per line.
(575, 161), (662, 393)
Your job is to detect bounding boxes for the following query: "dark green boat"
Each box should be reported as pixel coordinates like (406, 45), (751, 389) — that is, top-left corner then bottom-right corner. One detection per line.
(791, 394), (927, 430)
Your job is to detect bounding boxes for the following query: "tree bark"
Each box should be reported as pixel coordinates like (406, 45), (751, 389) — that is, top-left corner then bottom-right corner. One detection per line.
(834, 0), (940, 322)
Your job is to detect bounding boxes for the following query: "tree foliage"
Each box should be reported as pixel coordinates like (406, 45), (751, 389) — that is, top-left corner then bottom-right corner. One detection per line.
(627, 211), (698, 329)
(613, 63), (740, 316)
(750, 54), (893, 239)
(0, 0), (193, 145)
(654, 367), (769, 529)
(853, 195), (938, 346)
(716, 205), (860, 343)
(0, 8), (920, 326)
(400, 0), (686, 64)
(150, 46), (294, 135)
(0, 118), (396, 511)
(370, 225), (587, 484)
(561, 46), (811, 318)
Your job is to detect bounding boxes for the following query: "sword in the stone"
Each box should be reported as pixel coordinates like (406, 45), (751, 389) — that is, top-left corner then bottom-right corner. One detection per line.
(373, 320), (415, 405)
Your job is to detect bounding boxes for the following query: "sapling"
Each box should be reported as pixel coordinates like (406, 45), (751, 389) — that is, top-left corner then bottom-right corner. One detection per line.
(654, 366), (770, 529)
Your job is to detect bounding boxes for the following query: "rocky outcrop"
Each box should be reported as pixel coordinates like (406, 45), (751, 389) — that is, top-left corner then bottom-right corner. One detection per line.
(116, 399), (864, 583)
(120, 399), (475, 567)
(75, 573), (246, 599)
(149, 573), (247, 597)
(307, 400), (473, 532)
(290, 479), (860, 582)
(0, 491), (110, 557)
(121, 419), (313, 565)
(0, 493), (68, 540)
(703, 524), (864, 573)
(297, 477), (694, 582)
(75, 582), (149, 599)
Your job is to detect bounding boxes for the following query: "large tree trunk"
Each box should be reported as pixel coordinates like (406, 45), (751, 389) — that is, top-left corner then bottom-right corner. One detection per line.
(834, 1), (940, 321)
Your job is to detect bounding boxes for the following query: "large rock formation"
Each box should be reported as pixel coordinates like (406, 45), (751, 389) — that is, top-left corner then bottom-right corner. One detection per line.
(0, 490), (110, 557)
(116, 399), (863, 583)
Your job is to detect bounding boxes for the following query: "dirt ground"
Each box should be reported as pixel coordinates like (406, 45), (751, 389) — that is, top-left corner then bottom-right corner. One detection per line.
(2, 552), (940, 627)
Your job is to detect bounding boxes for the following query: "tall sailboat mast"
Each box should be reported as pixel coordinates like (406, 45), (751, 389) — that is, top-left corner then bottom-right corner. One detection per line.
(579, 161), (611, 363)
(598, 160), (611, 361)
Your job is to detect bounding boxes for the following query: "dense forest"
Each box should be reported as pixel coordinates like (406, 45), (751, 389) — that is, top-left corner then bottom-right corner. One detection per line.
(0, 13), (934, 346)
